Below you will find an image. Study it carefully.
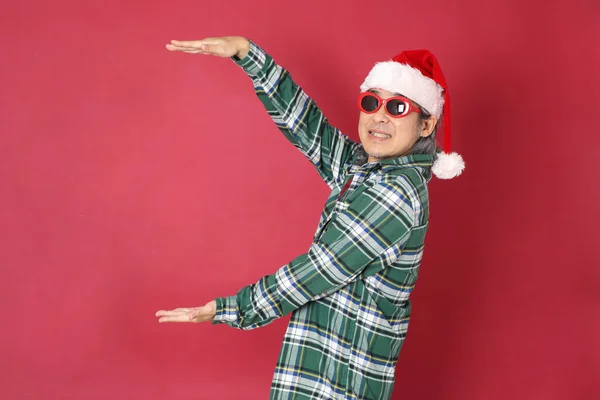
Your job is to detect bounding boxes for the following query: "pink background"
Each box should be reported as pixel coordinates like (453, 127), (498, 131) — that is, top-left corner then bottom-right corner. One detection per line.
(1, 0), (599, 398)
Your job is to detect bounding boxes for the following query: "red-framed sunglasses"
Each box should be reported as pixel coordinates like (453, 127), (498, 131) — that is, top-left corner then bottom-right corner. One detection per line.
(357, 92), (422, 118)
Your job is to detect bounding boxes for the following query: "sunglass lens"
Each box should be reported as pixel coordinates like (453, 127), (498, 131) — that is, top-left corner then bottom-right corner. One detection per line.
(360, 94), (379, 112)
(386, 99), (407, 116)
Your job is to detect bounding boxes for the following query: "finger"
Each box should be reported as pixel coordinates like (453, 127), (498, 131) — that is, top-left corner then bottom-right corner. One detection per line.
(166, 44), (204, 52)
(166, 46), (210, 55)
(170, 39), (204, 48)
(166, 44), (199, 50)
(158, 315), (191, 323)
(168, 41), (222, 55)
(155, 309), (189, 317)
(180, 50), (207, 54)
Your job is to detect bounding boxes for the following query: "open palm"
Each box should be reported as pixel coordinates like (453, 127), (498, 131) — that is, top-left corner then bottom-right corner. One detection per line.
(166, 36), (249, 58)
(155, 300), (217, 323)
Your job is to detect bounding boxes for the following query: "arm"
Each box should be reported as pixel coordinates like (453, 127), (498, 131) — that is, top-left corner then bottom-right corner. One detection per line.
(212, 177), (418, 330)
(233, 41), (359, 188)
(166, 36), (357, 187)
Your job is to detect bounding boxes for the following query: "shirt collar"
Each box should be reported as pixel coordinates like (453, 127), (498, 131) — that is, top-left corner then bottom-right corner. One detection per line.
(350, 153), (434, 172)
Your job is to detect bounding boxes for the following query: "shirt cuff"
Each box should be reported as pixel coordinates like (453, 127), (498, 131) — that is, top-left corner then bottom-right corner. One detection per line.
(212, 296), (239, 325)
(231, 40), (266, 78)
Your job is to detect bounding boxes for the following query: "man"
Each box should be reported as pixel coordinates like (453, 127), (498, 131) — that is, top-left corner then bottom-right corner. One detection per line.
(156, 36), (464, 400)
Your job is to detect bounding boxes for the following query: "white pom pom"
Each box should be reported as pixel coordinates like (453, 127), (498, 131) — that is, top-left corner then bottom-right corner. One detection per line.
(432, 152), (465, 179)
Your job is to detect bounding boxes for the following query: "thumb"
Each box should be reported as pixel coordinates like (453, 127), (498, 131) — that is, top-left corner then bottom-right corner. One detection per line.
(196, 37), (221, 52)
(200, 42), (227, 56)
(198, 43), (212, 52)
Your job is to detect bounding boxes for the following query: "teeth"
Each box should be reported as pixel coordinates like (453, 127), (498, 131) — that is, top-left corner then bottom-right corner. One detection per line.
(370, 131), (391, 138)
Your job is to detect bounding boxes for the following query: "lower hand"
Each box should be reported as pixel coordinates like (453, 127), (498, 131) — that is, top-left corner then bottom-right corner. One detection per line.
(155, 300), (217, 323)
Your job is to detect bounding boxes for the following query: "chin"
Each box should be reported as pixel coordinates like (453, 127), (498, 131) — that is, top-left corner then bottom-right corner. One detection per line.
(366, 147), (408, 161)
(364, 144), (389, 157)
(366, 150), (391, 161)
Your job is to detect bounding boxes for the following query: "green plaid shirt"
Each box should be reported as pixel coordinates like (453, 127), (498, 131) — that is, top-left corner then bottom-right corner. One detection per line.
(213, 41), (433, 400)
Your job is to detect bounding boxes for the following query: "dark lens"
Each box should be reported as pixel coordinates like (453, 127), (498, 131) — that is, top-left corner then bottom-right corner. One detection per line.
(360, 94), (380, 112)
(386, 99), (407, 116)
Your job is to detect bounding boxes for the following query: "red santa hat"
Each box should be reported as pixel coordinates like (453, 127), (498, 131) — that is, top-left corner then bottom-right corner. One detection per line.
(360, 49), (465, 179)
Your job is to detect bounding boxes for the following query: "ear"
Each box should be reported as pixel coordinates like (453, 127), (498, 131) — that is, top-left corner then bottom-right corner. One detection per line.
(420, 115), (438, 138)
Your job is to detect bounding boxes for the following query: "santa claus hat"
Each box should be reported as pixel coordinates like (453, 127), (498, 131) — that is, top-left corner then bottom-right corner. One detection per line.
(360, 49), (465, 179)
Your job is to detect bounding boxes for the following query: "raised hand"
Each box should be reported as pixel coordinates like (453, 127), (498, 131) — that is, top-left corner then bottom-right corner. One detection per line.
(155, 300), (217, 323)
(166, 36), (250, 59)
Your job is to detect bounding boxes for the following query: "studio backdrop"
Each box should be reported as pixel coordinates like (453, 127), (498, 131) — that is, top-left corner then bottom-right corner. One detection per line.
(1, 0), (598, 399)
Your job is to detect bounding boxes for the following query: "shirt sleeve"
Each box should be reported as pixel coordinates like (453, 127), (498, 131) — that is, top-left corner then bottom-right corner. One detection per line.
(212, 176), (419, 330)
(232, 41), (359, 189)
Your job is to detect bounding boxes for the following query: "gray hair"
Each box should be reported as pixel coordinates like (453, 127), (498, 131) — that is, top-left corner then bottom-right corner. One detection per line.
(409, 104), (440, 158)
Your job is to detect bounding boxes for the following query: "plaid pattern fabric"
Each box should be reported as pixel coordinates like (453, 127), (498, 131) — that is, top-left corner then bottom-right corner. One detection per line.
(213, 41), (433, 400)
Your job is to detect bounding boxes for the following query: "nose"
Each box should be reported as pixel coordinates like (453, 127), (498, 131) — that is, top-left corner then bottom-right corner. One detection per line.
(373, 103), (389, 123)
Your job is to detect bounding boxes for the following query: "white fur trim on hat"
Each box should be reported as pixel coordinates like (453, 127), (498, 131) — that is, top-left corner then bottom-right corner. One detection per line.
(360, 61), (445, 118)
(432, 152), (465, 179)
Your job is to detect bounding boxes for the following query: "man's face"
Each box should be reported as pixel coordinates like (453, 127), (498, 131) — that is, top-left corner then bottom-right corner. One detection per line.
(357, 88), (424, 162)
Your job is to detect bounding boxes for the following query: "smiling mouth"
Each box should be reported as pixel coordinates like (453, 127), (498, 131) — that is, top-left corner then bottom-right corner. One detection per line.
(369, 131), (392, 138)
